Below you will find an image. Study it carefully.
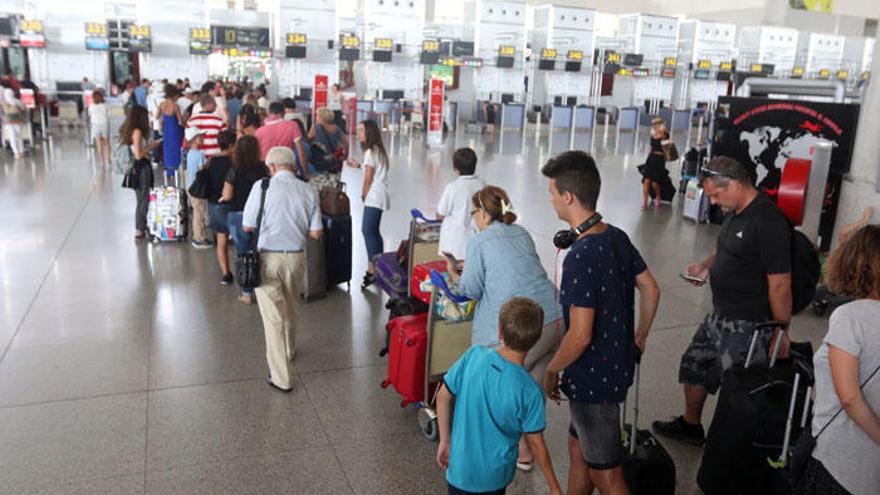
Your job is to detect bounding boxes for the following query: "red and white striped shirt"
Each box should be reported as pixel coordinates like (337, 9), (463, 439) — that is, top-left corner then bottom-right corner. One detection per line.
(186, 112), (226, 157)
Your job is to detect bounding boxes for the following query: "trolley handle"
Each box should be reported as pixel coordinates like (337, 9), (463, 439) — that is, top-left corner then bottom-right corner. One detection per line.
(411, 208), (442, 224)
(429, 270), (470, 304)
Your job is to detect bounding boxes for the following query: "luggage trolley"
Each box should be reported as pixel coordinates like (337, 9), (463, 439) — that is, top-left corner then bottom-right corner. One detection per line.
(406, 209), (444, 296)
(416, 270), (473, 441)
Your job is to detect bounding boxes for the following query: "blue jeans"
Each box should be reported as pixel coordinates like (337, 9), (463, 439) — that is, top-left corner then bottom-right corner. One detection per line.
(362, 206), (384, 266)
(227, 211), (254, 295)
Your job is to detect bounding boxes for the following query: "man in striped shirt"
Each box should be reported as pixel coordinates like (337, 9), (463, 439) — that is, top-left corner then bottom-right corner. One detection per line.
(186, 94), (227, 249)
(186, 94), (226, 158)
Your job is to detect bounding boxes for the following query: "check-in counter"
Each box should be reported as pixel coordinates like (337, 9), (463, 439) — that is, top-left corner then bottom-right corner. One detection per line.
(551, 106), (573, 128)
(672, 109), (691, 132)
(574, 105), (596, 129)
(619, 107), (640, 130)
(500, 103), (526, 130)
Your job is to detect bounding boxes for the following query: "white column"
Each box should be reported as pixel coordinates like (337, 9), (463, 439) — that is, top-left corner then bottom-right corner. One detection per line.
(832, 32), (880, 246)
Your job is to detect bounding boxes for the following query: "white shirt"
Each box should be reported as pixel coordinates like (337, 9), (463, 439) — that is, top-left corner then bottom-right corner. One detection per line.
(363, 148), (390, 211)
(177, 96), (193, 114)
(242, 170), (323, 252)
(327, 93), (342, 111)
(437, 175), (485, 260)
(257, 96), (269, 111)
(88, 102), (110, 127)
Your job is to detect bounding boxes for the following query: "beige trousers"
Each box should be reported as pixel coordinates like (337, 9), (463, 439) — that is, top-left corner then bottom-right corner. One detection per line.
(191, 197), (208, 242)
(255, 252), (305, 389)
(525, 319), (564, 383)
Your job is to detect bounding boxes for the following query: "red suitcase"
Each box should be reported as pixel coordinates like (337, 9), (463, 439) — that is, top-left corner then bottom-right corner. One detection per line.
(410, 261), (447, 304)
(381, 313), (428, 407)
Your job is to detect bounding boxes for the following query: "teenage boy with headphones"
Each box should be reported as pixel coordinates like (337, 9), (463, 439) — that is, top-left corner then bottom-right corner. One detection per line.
(541, 151), (661, 494)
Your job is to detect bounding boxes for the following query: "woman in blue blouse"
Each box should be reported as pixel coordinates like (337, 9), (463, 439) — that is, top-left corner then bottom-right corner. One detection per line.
(447, 185), (562, 471)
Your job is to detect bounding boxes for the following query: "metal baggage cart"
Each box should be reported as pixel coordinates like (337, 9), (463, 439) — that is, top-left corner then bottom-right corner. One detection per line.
(416, 270), (473, 441)
(406, 209), (443, 296)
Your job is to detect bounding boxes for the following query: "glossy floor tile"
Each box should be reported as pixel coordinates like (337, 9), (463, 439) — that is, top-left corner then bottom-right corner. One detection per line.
(0, 127), (832, 494)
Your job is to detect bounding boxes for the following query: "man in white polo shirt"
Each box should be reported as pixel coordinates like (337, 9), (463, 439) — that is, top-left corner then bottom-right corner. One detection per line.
(242, 146), (323, 392)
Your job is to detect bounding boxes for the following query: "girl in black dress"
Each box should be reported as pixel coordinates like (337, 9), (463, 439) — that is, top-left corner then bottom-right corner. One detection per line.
(642, 118), (669, 209)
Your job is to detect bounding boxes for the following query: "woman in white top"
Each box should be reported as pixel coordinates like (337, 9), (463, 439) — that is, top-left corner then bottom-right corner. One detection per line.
(88, 88), (111, 165)
(795, 225), (880, 495)
(346, 119), (390, 290)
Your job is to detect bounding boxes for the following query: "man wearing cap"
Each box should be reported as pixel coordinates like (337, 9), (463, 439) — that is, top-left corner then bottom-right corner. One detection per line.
(242, 146), (323, 392)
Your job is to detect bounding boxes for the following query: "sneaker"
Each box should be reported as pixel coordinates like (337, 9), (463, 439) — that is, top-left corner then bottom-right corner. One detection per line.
(652, 416), (705, 446)
(221, 273), (234, 285)
(191, 239), (213, 249)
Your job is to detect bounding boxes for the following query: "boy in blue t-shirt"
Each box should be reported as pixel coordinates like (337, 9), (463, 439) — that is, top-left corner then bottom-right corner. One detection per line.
(436, 298), (563, 495)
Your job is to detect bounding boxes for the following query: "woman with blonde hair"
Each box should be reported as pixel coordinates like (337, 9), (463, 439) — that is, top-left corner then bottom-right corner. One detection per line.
(795, 225), (880, 495)
(308, 107), (348, 174)
(641, 117), (670, 209)
(446, 185), (563, 471)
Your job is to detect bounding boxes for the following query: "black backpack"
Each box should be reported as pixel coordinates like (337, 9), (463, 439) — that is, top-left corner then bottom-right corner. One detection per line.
(790, 227), (821, 314)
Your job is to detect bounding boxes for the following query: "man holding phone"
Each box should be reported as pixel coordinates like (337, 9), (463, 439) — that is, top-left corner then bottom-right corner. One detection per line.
(652, 156), (793, 446)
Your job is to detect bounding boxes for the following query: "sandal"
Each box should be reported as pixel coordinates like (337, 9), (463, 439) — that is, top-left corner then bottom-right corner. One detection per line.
(516, 460), (534, 472)
(360, 272), (375, 290)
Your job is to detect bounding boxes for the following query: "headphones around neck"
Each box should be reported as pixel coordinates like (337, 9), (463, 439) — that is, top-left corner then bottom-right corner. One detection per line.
(553, 213), (603, 249)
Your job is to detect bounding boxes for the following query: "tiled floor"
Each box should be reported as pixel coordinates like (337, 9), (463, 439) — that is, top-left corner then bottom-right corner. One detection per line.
(0, 125), (831, 494)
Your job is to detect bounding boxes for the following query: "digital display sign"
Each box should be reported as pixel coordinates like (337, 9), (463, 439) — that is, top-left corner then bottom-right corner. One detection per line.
(817, 69), (831, 79)
(697, 59), (712, 69)
(538, 59), (555, 70)
(129, 37), (151, 53)
(565, 61), (581, 72)
(498, 45), (515, 57)
(623, 53), (642, 66)
(375, 38), (393, 50)
(567, 50), (583, 62)
(211, 26), (270, 47)
(85, 22), (107, 36)
(694, 69), (711, 80)
(719, 61), (733, 71)
(661, 67), (676, 78)
(792, 66), (805, 78)
(420, 51), (440, 65)
(497, 56), (514, 68)
(339, 47), (360, 61)
(633, 68), (650, 77)
(663, 57), (677, 67)
(190, 28), (211, 41)
(85, 36), (110, 51)
(373, 50), (392, 62)
(129, 25), (150, 38)
(287, 33), (306, 46)
(836, 70), (849, 80)
(452, 41), (474, 57)
(20, 20), (45, 48)
(190, 40), (211, 55)
(340, 34), (360, 48)
(540, 48), (557, 59)
(422, 39), (440, 53)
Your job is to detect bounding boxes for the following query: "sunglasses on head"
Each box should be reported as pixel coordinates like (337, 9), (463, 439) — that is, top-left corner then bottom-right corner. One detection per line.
(700, 168), (734, 181)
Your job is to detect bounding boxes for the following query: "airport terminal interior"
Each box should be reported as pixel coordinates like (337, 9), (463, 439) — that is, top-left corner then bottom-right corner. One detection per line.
(0, 0), (879, 494)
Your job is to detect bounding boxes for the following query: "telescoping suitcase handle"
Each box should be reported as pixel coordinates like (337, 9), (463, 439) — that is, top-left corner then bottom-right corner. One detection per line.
(745, 321), (788, 369)
(622, 348), (643, 455)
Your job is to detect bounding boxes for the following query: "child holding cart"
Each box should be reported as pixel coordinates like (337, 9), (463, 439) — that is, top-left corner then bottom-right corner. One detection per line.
(435, 298), (563, 495)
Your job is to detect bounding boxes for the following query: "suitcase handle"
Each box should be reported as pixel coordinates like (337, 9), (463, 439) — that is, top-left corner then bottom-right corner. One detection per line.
(429, 270), (470, 304)
(622, 347), (642, 455)
(410, 208), (442, 224)
(745, 321), (788, 369)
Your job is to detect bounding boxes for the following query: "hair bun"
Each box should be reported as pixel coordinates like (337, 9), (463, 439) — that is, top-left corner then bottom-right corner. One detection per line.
(500, 212), (518, 225)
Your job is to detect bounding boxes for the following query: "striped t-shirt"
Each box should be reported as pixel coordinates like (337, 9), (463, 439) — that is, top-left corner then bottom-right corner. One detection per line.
(186, 112), (226, 157)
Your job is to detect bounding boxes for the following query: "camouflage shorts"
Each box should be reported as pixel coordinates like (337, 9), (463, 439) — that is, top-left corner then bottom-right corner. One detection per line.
(678, 312), (772, 394)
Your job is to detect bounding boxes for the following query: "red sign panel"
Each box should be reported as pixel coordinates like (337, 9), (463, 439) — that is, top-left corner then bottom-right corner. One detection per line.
(19, 89), (36, 109)
(313, 74), (328, 121)
(428, 78), (444, 133)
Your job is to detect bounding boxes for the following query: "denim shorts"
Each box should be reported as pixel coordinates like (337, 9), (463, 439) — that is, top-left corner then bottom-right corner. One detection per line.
(678, 312), (771, 394)
(568, 401), (623, 470)
(208, 202), (230, 234)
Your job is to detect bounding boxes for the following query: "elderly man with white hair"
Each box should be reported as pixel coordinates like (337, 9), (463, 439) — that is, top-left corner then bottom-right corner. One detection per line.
(242, 146), (323, 392)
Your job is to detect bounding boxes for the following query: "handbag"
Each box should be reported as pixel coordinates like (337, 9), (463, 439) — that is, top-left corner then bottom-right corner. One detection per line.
(121, 165), (139, 189)
(661, 140), (679, 161)
(188, 168), (211, 199)
(319, 182), (350, 216)
(235, 178), (270, 290)
(789, 360), (880, 484)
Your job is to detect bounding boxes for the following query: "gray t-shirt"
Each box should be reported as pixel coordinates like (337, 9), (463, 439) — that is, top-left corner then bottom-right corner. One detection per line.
(812, 299), (880, 495)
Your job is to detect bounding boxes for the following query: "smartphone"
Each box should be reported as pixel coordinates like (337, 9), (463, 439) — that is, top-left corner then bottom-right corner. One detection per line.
(679, 272), (707, 284)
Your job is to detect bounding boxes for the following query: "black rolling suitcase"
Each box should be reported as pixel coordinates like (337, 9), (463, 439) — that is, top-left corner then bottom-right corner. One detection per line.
(622, 353), (676, 495)
(323, 214), (352, 289)
(697, 323), (814, 495)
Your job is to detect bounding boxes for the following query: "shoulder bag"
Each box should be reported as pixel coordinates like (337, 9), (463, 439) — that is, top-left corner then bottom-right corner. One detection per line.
(188, 157), (212, 199)
(661, 139), (679, 162)
(235, 178), (270, 289)
(789, 360), (880, 484)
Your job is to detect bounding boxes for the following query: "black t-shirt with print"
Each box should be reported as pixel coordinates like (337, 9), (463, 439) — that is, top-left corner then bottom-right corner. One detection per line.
(225, 164), (269, 212)
(205, 155), (232, 204)
(709, 193), (791, 322)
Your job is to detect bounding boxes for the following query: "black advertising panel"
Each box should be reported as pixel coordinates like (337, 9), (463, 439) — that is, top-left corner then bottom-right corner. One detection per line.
(452, 41), (474, 57)
(496, 56), (514, 68)
(420, 52), (440, 65)
(211, 26), (270, 47)
(565, 61), (581, 72)
(716, 70), (732, 81)
(339, 48), (360, 61)
(285, 45), (306, 59)
(603, 63), (620, 74)
(713, 97), (861, 250)
(538, 59), (555, 70)
(623, 53), (643, 67)
(372, 50), (392, 62)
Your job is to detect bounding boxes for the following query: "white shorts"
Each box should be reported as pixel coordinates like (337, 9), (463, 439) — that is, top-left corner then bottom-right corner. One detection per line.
(91, 123), (110, 138)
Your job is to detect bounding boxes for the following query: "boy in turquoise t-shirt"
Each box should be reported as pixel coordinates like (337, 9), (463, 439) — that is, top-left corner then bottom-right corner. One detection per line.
(436, 298), (562, 495)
